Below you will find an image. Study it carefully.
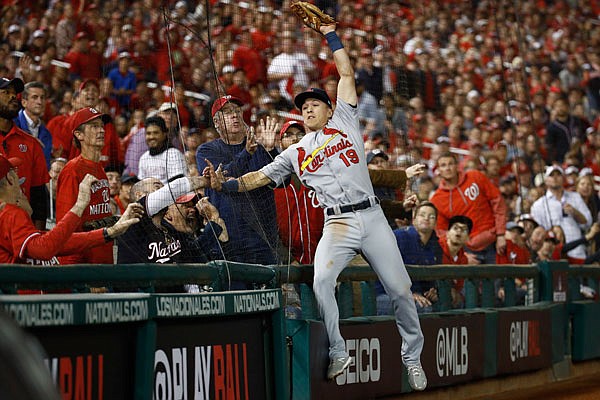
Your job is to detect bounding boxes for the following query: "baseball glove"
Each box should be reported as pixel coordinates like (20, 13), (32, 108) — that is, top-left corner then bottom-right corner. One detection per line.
(290, 1), (336, 33)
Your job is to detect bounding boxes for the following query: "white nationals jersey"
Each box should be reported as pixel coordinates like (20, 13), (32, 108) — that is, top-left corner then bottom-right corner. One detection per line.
(261, 100), (374, 208)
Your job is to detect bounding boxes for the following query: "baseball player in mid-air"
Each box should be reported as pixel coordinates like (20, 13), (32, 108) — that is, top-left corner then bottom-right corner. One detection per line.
(207, 4), (428, 390)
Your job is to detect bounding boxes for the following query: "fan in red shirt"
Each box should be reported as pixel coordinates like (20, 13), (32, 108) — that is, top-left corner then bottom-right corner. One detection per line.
(0, 155), (142, 266)
(51, 79), (122, 169)
(55, 108), (116, 264)
(232, 29), (267, 87)
(430, 152), (507, 264)
(274, 121), (324, 264)
(439, 215), (472, 308)
(63, 32), (102, 81)
(496, 222), (532, 305)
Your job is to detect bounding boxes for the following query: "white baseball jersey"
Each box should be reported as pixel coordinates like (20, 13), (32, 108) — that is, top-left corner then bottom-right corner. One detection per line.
(261, 100), (374, 208)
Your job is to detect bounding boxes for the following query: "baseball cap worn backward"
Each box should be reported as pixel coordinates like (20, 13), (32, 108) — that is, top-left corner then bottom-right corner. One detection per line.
(0, 154), (22, 180)
(294, 88), (332, 110)
(211, 95), (244, 118)
(279, 120), (305, 138)
(71, 107), (111, 134)
(0, 77), (24, 93)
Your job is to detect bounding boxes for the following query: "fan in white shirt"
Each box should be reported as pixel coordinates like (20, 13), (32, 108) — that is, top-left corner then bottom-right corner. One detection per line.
(138, 116), (187, 184)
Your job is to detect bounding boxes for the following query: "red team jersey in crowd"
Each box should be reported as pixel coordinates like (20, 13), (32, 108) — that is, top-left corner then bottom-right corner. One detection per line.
(0, 204), (104, 265)
(496, 239), (531, 264)
(0, 125), (49, 200)
(439, 235), (469, 291)
(49, 114), (123, 168)
(55, 155), (113, 264)
(274, 180), (324, 264)
(430, 170), (506, 252)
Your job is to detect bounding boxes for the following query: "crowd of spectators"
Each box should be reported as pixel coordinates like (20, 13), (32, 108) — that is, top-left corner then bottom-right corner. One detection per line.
(1, 0), (600, 272)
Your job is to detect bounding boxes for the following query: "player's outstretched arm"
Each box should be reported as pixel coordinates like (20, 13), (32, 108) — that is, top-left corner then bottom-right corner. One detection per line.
(321, 24), (356, 106)
(291, 2), (356, 106)
(204, 158), (272, 193)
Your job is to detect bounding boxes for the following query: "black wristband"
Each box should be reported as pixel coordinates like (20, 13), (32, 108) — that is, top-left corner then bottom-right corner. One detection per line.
(103, 227), (112, 242)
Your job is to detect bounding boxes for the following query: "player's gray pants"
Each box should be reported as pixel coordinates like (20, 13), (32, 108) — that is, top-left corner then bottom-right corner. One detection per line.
(313, 205), (424, 365)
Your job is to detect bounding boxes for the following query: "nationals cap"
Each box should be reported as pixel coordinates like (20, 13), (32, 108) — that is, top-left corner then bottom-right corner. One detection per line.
(279, 120), (305, 138)
(0, 154), (22, 180)
(211, 95), (244, 117)
(294, 87), (332, 110)
(0, 77), (24, 93)
(71, 107), (111, 134)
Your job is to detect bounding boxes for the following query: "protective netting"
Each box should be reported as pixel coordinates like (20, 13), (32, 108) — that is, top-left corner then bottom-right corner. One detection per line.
(5, 0), (598, 269)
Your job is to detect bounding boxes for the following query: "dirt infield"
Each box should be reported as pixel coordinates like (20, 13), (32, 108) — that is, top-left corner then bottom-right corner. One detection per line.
(382, 360), (600, 400)
(481, 374), (600, 400)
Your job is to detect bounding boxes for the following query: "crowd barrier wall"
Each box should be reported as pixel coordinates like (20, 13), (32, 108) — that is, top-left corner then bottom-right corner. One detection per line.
(0, 260), (598, 399)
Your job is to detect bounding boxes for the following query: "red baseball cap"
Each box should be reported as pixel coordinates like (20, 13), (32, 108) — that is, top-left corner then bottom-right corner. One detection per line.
(279, 120), (305, 138)
(74, 31), (88, 41)
(211, 95), (244, 117)
(79, 78), (99, 92)
(71, 107), (111, 134)
(176, 193), (198, 204)
(0, 154), (22, 180)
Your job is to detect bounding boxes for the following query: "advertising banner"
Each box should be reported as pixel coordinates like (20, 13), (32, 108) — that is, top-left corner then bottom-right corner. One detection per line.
(305, 320), (403, 399)
(420, 313), (486, 387)
(154, 316), (269, 400)
(32, 324), (138, 400)
(496, 308), (552, 374)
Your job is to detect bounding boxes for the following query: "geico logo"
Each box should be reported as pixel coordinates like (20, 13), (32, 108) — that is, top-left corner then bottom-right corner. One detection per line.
(336, 338), (381, 385)
(436, 326), (468, 377)
(510, 320), (541, 362)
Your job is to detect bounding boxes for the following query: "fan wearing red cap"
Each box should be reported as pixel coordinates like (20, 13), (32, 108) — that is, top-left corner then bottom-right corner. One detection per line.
(279, 120), (305, 150)
(0, 160), (143, 266)
(49, 79), (122, 169)
(55, 107), (115, 264)
(272, 119), (324, 264)
(0, 77), (50, 230)
(195, 95), (281, 265)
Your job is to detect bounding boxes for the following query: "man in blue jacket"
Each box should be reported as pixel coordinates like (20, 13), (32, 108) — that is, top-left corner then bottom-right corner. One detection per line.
(14, 81), (53, 169)
(376, 201), (443, 314)
(196, 95), (280, 265)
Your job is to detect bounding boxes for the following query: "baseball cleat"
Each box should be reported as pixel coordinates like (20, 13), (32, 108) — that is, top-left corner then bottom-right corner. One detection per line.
(327, 356), (352, 380)
(407, 364), (427, 391)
